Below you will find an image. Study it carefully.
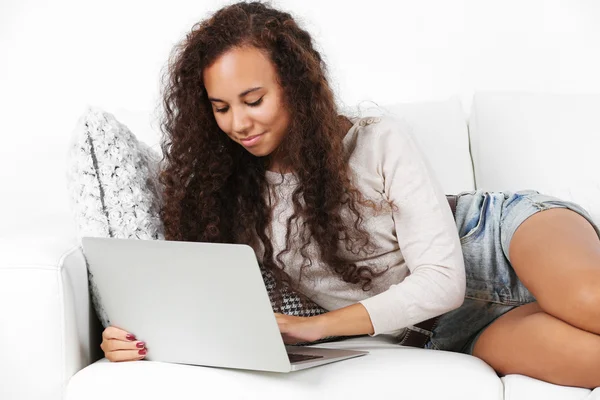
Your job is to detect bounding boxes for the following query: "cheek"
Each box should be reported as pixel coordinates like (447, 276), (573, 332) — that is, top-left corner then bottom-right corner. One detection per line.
(213, 113), (231, 134)
(255, 99), (287, 128)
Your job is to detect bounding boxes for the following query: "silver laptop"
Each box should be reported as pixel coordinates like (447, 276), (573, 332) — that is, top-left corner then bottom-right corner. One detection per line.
(81, 237), (368, 372)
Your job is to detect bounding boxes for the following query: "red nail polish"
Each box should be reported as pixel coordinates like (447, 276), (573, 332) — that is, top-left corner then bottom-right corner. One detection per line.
(126, 334), (136, 341)
(138, 349), (147, 355)
(136, 342), (145, 349)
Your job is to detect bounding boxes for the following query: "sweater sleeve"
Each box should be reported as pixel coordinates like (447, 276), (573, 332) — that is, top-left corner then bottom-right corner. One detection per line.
(358, 117), (466, 335)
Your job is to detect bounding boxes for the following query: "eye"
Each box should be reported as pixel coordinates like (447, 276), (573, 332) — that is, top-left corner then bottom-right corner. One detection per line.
(247, 97), (263, 107)
(215, 106), (229, 113)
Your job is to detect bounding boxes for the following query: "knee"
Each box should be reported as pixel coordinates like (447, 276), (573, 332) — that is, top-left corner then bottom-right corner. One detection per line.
(573, 282), (600, 316)
(538, 275), (600, 325)
(561, 276), (600, 321)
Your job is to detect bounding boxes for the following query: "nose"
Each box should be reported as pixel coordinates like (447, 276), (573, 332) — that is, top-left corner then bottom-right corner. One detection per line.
(231, 108), (252, 136)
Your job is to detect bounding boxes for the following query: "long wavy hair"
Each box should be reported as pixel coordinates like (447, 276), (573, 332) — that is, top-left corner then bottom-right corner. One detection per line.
(159, 1), (386, 305)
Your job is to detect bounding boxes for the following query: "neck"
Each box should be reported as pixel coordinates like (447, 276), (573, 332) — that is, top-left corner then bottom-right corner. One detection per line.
(267, 162), (292, 174)
(266, 148), (292, 173)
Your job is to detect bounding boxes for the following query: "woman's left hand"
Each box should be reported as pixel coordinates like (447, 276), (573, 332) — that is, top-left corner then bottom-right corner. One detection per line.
(274, 313), (328, 344)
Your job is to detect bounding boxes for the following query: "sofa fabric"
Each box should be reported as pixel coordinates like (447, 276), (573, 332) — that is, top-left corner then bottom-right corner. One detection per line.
(66, 336), (505, 400)
(468, 91), (600, 224)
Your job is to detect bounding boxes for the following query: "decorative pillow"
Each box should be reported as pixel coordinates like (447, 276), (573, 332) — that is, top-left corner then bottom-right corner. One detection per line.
(66, 106), (165, 328)
(65, 107), (331, 341)
(66, 107), (164, 242)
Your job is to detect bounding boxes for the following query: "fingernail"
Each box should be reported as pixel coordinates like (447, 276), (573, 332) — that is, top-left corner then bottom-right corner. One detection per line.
(136, 342), (145, 349)
(126, 334), (136, 341)
(138, 349), (147, 355)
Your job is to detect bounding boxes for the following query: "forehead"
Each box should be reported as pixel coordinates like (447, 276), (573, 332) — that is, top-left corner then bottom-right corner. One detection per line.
(203, 46), (278, 97)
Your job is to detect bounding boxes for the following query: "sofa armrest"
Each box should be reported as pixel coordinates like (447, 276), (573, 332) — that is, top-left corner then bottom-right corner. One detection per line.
(0, 228), (102, 400)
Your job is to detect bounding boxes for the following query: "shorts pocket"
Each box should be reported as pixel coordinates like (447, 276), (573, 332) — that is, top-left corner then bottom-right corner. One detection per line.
(459, 192), (491, 244)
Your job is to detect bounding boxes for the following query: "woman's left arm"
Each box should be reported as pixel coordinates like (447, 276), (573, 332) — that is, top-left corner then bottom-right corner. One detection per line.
(356, 117), (466, 336)
(276, 117), (466, 343)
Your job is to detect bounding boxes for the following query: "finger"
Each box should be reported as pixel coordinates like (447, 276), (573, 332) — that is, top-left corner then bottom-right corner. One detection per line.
(275, 314), (292, 324)
(277, 318), (293, 333)
(103, 339), (146, 353)
(277, 322), (290, 334)
(103, 326), (137, 341)
(281, 334), (300, 345)
(106, 349), (147, 363)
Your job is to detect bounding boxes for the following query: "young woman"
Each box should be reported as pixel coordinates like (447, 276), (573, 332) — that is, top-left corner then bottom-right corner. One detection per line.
(100, 1), (600, 389)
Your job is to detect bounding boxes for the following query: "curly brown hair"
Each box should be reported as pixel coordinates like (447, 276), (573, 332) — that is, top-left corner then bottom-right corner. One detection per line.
(158, 1), (386, 305)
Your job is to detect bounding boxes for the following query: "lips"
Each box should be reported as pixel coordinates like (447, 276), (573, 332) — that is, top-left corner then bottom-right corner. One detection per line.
(240, 133), (264, 147)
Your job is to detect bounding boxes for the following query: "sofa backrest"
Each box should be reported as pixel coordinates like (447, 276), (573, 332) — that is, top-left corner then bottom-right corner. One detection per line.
(359, 96), (476, 195)
(469, 91), (600, 223)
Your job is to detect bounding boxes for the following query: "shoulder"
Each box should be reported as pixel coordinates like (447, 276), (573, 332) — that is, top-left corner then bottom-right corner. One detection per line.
(345, 115), (417, 155)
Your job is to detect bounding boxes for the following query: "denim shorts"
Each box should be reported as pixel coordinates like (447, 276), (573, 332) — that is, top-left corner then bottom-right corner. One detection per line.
(422, 189), (600, 355)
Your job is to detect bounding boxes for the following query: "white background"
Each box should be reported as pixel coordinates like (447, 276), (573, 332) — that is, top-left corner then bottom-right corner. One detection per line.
(1, 0), (600, 234)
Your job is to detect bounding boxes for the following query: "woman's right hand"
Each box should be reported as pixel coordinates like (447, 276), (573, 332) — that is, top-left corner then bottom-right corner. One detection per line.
(101, 326), (147, 362)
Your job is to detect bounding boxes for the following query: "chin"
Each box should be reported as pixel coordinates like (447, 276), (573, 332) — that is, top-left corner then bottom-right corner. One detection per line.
(245, 146), (274, 158)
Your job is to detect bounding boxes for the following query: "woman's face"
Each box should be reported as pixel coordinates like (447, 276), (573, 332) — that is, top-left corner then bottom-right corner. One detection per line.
(203, 46), (291, 169)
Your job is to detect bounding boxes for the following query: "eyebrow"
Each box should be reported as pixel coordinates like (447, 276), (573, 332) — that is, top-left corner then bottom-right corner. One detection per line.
(208, 87), (263, 103)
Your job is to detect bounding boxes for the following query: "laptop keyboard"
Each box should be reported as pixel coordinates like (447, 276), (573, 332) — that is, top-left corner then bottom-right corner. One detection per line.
(287, 353), (324, 363)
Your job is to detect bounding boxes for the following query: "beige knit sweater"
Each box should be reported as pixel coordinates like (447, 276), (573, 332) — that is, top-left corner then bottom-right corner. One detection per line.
(256, 115), (466, 336)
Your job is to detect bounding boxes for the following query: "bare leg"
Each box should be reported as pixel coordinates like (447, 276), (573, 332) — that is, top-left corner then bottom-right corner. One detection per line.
(508, 208), (600, 334)
(473, 302), (600, 388)
(472, 208), (600, 388)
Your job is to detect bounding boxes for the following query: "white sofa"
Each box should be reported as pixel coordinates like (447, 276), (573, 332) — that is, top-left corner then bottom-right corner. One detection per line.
(2, 91), (600, 400)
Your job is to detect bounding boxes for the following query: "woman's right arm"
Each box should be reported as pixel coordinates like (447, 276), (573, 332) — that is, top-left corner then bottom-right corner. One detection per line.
(101, 326), (147, 362)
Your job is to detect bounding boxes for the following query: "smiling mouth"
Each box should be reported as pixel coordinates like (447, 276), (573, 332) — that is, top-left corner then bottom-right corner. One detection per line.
(240, 133), (264, 147)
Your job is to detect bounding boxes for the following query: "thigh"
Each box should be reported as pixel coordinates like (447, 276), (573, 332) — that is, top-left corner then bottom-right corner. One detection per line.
(509, 207), (600, 297)
(502, 192), (600, 331)
(472, 302), (600, 389)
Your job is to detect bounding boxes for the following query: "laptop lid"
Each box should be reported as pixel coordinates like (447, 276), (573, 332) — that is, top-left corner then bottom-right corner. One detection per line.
(82, 237), (293, 372)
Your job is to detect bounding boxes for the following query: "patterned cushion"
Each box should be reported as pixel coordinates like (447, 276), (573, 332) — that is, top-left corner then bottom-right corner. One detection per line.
(65, 107), (331, 340)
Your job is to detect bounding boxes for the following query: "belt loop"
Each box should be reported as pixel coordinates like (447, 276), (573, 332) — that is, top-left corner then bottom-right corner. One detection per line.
(400, 316), (440, 348)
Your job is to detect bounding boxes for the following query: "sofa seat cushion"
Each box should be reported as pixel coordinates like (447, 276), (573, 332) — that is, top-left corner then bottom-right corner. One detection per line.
(501, 375), (594, 400)
(66, 336), (504, 400)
